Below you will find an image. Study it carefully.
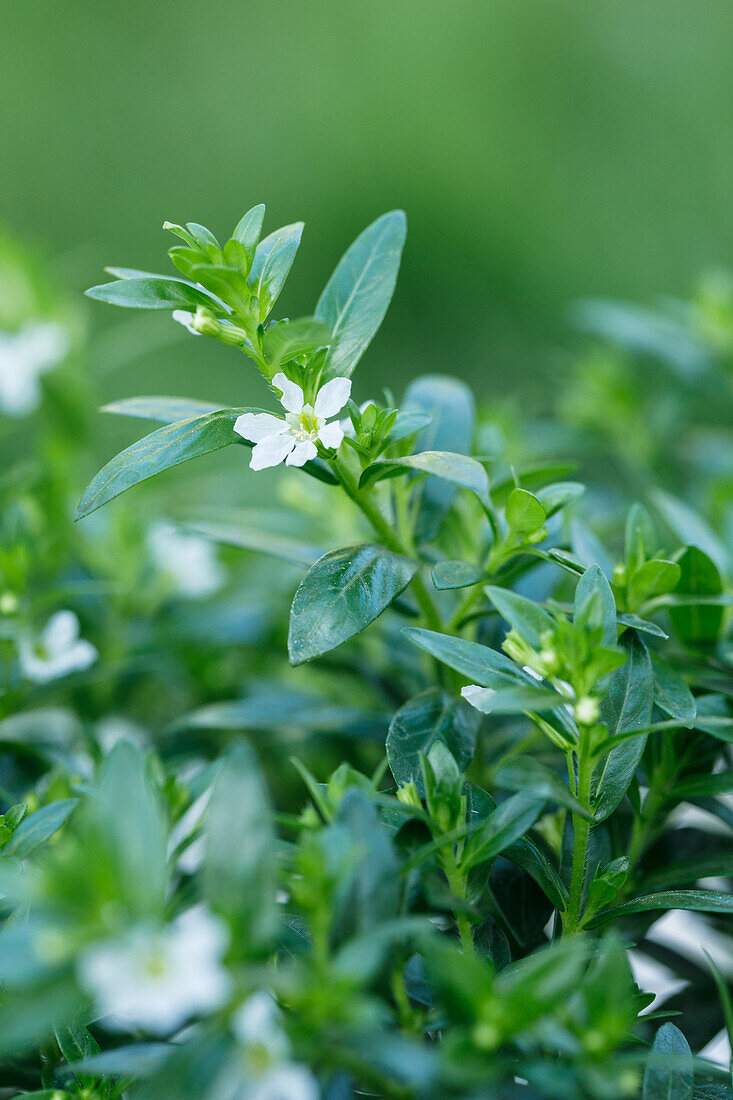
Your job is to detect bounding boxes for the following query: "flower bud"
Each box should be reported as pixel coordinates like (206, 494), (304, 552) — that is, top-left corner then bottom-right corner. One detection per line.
(575, 695), (599, 726)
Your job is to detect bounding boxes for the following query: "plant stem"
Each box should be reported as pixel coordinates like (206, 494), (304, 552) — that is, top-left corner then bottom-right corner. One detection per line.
(441, 848), (475, 957)
(330, 454), (444, 634)
(564, 728), (593, 935)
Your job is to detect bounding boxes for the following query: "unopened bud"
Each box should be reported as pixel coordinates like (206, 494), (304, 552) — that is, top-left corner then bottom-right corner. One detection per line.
(397, 781), (422, 809)
(0, 592), (17, 615)
(575, 695), (599, 726)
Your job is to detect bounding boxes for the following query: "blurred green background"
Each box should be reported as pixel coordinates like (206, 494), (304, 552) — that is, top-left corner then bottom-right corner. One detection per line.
(2, 0), (733, 411)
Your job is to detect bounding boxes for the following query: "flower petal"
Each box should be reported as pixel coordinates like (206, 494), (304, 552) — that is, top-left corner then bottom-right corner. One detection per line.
(314, 376), (352, 418)
(250, 431), (295, 470)
(233, 412), (286, 443)
(44, 610), (80, 655)
(272, 372), (304, 414)
(285, 440), (318, 467)
(172, 310), (198, 335)
(317, 421), (344, 450)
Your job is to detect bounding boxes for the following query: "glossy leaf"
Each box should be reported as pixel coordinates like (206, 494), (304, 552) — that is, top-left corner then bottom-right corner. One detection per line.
(4, 798), (78, 859)
(249, 222), (303, 318)
(233, 203), (266, 264)
(403, 627), (528, 688)
(386, 688), (479, 789)
(75, 409), (253, 519)
(316, 210), (407, 381)
(102, 396), (223, 423)
(485, 585), (554, 648)
(402, 375), (476, 542)
(642, 1023), (693, 1100)
(592, 632), (653, 821)
(505, 488), (546, 536)
(86, 277), (217, 311)
(431, 560), (484, 591)
(261, 317), (331, 375)
(652, 656), (695, 726)
(575, 565), (617, 647)
(669, 545), (724, 645)
(495, 757), (592, 818)
(359, 450), (489, 499)
(288, 544), (417, 664)
(461, 684), (564, 716)
(586, 888), (733, 928)
(463, 794), (545, 870)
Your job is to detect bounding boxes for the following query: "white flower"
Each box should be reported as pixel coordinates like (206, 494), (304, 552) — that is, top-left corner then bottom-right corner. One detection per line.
(172, 309), (200, 335)
(78, 906), (231, 1035)
(19, 610), (97, 684)
(234, 373), (351, 470)
(231, 992), (319, 1100)
(0, 321), (69, 416)
(148, 521), (225, 598)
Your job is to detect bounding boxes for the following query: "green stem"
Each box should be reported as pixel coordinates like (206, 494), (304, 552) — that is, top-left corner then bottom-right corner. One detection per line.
(564, 729), (593, 935)
(330, 454), (443, 634)
(441, 848), (475, 956)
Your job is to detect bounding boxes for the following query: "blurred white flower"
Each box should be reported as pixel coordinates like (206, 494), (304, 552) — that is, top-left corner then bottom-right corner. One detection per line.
(19, 610), (97, 684)
(232, 992), (319, 1100)
(149, 521), (225, 599)
(172, 309), (200, 335)
(95, 715), (148, 754)
(0, 321), (69, 416)
(234, 373), (350, 470)
(79, 906), (231, 1035)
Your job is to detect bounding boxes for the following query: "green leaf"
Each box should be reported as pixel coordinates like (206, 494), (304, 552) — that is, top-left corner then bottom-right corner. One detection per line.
(575, 565), (617, 647)
(625, 502), (657, 574)
(288, 544), (417, 664)
(536, 481), (586, 518)
(4, 798), (78, 859)
(86, 277), (218, 311)
(261, 317), (331, 376)
(617, 611), (668, 639)
(505, 488), (546, 536)
(463, 793), (545, 870)
(202, 740), (275, 947)
(431, 560), (484, 591)
(592, 632), (653, 821)
(669, 545), (724, 645)
(632, 559), (681, 602)
(670, 772), (733, 800)
(502, 838), (568, 911)
(386, 688), (479, 789)
(233, 203), (266, 265)
(652, 488), (729, 574)
(642, 1023), (693, 1100)
(652, 656), (695, 726)
(249, 222), (303, 318)
(402, 375), (476, 542)
(586, 888), (733, 928)
(316, 210), (407, 381)
(75, 409), (253, 519)
(359, 450), (489, 499)
(102, 396), (223, 423)
(705, 951), (733, 1082)
(461, 684), (564, 716)
(403, 627), (528, 688)
(386, 409), (433, 444)
(485, 585), (554, 649)
(495, 757), (592, 818)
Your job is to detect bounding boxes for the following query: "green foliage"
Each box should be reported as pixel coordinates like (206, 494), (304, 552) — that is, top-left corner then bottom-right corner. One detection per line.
(1, 206), (732, 1099)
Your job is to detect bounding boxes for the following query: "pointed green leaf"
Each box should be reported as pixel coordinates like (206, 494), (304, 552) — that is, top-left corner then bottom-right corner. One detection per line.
(359, 450), (488, 499)
(233, 203), (266, 265)
(75, 409), (253, 519)
(316, 210), (406, 381)
(387, 688), (479, 789)
(288, 544), (417, 664)
(86, 277), (218, 311)
(249, 222), (303, 318)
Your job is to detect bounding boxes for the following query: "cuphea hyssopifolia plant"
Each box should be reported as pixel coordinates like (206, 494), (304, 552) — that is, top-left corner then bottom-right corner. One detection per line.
(66, 205), (733, 1095)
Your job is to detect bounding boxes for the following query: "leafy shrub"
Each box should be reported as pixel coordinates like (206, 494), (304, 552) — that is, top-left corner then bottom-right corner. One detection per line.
(0, 207), (731, 1098)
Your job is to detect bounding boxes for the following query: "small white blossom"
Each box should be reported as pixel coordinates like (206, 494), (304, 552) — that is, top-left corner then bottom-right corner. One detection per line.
(0, 322), (69, 416)
(78, 906), (231, 1035)
(234, 373), (351, 471)
(172, 309), (200, 335)
(148, 521), (225, 599)
(231, 992), (319, 1100)
(18, 610), (97, 684)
